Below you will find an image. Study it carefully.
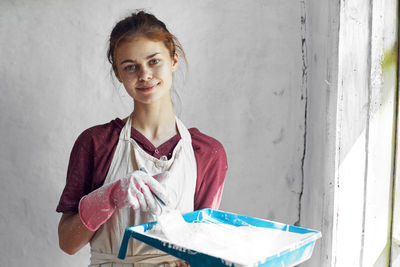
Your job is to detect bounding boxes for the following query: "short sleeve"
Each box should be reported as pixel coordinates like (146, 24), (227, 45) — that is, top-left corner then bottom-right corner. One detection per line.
(193, 137), (228, 210)
(56, 131), (94, 213)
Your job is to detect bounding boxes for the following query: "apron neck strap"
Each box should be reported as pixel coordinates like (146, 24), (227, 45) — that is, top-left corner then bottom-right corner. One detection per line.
(121, 115), (133, 141)
(175, 116), (191, 143)
(120, 114), (191, 144)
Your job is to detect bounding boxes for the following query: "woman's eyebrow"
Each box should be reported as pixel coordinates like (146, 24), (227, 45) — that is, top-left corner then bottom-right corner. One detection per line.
(120, 52), (160, 65)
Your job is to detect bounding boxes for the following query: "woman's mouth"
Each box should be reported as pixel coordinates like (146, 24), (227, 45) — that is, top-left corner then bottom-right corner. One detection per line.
(137, 83), (158, 92)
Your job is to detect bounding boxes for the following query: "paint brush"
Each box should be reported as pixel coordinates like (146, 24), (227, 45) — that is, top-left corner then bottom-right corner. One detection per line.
(139, 167), (166, 206)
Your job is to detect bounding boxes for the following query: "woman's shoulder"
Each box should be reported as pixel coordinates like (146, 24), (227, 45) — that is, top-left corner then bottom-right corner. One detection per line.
(188, 128), (226, 156)
(74, 118), (125, 151)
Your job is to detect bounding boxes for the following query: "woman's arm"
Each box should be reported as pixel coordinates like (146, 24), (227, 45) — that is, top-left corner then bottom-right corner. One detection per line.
(57, 130), (98, 254)
(58, 170), (171, 254)
(58, 212), (96, 255)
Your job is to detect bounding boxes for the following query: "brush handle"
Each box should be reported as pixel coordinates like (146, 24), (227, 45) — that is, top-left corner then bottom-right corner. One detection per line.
(139, 167), (167, 206)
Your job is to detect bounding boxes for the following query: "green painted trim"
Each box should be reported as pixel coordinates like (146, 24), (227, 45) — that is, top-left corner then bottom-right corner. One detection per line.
(382, 42), (399, 71)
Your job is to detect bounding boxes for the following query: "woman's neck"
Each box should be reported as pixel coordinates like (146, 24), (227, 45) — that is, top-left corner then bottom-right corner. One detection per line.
(129, 98), (177, 147)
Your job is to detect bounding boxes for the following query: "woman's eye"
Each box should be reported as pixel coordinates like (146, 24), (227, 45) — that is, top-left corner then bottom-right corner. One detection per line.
(124, 65), (137, 72)
(149, 59), (160, 65)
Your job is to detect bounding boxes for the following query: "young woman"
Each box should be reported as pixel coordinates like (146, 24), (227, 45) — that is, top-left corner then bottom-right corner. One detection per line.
(56, 11), (227, 267)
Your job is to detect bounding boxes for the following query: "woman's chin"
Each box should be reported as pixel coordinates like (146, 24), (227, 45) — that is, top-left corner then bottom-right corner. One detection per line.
(134, 91), (171, 106)
(134, 95), (164, 106)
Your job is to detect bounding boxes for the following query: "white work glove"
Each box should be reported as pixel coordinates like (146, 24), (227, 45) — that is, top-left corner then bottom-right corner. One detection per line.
(79, 170), (170, 231)
(112, 170), (171, 212)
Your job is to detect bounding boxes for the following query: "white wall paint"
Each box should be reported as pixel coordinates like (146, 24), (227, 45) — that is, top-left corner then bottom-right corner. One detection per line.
(333, 0), (371, 265)
(362, 0), (397, 265)
(332, 0), (398, 266)
(299, 0), (398, 266)
(0, 1), (308, 266)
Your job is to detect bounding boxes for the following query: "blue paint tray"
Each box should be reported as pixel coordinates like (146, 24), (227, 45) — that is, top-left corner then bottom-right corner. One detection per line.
(118, 209), (321, 266)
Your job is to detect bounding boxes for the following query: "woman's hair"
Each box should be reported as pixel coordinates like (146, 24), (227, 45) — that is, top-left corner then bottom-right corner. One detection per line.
(107, 10), (187, 73)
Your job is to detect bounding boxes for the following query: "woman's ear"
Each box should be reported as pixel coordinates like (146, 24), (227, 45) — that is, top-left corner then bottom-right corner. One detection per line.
(171, 52), (179, 72)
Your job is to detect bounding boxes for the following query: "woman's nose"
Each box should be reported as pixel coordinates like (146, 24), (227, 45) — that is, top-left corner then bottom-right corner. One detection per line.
(138, 66), (152, 81)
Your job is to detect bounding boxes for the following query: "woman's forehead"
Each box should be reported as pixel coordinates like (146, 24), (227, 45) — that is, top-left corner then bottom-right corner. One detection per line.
(116, 37), (169, 62)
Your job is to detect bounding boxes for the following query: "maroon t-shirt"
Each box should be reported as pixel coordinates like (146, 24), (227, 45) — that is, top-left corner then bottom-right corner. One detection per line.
(56, 118), (228, 213)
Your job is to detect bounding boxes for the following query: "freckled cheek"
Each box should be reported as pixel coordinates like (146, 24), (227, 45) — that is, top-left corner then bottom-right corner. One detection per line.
(121, 74), (138, 85)
(119, 76), (139, 95)
(156, 68), (172, 83)
(154, 64), (172, 77)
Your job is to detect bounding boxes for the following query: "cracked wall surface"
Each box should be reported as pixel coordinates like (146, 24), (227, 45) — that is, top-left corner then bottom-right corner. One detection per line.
(295, 0), (309, 228)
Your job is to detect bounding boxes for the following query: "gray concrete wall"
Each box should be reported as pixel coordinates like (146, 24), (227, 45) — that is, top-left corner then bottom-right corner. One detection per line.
(301, 0), (340, 266)
(0, 1), (309, 266)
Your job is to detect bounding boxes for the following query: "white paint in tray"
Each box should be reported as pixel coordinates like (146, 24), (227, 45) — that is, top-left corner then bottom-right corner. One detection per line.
(144, 214), (314, 266)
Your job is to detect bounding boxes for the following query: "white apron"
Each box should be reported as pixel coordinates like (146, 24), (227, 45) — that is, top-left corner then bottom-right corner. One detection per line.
(89, 115), (197, 267)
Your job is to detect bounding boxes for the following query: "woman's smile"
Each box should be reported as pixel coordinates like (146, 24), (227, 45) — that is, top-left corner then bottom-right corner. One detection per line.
(136, 82), (159, 92)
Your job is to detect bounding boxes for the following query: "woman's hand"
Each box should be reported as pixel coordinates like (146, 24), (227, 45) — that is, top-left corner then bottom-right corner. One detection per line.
(111, 170), (170, 212)
(58, 171), (170, 255)
(78, 171), (170, 231)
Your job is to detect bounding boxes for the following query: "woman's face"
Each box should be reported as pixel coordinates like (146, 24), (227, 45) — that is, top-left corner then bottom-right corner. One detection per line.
(114, 36), (178, 105)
